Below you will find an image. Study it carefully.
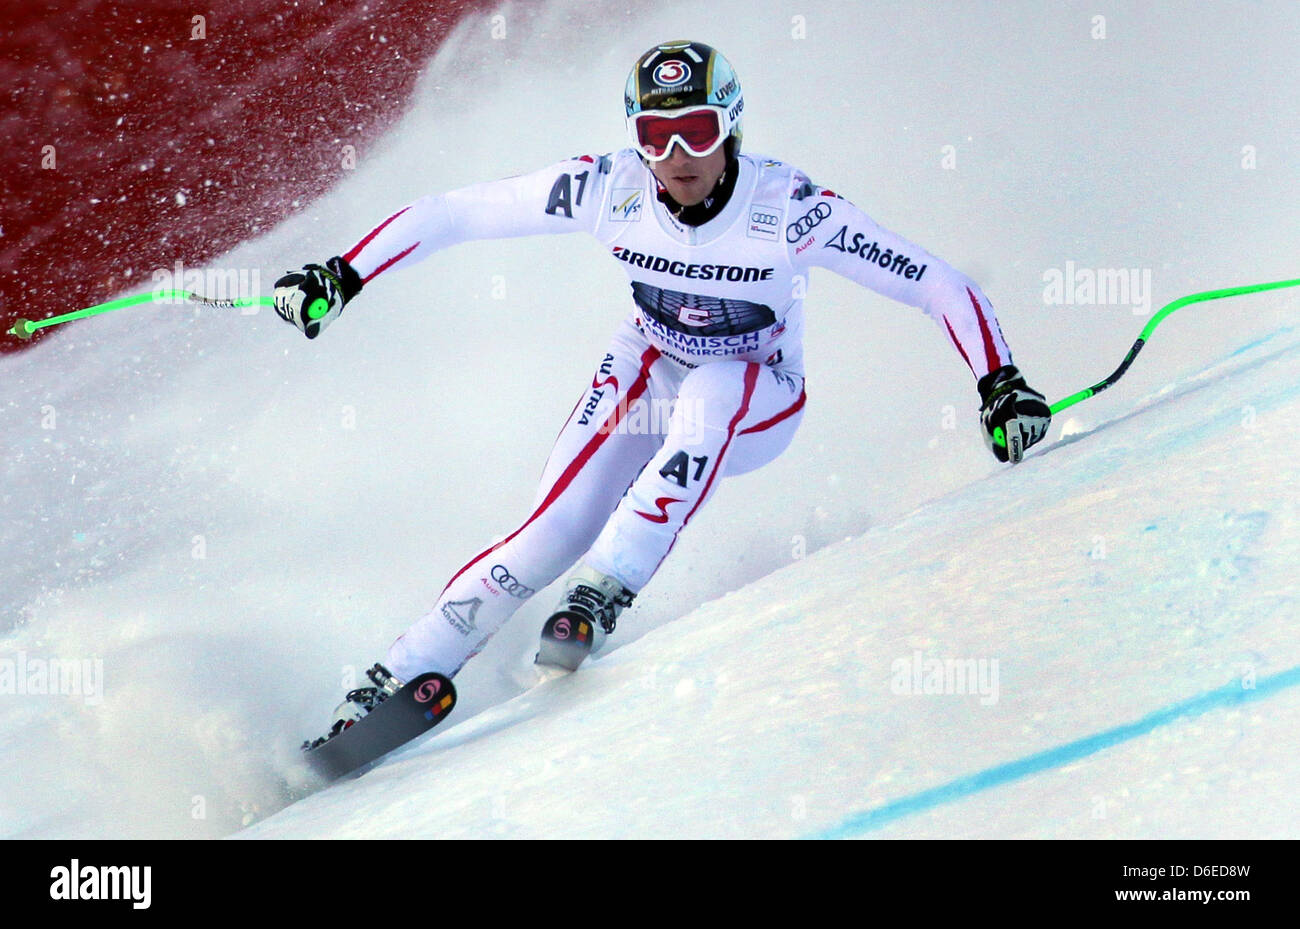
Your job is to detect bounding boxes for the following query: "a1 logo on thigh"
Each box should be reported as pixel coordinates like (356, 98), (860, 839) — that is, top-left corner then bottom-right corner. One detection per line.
(632, 450), (710, 524)
(659, 450), (709, 487)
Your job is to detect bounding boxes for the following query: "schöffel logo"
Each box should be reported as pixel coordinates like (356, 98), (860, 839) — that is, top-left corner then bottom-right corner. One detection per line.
(612, 246), (774, 282)
(609, 189), (643, 222)
(441, 598), (481, 635)
(490, 564), (534, 599)
(786, 202), (831, 242)
(653, 59), (691, 86)
(748, 206), (780, 241)
(823, 225), (927, 281)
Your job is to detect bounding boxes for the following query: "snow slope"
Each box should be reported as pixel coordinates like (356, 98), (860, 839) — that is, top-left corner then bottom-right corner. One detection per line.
(242, 332), (1300, 839)
(2, 0), (1298, 838)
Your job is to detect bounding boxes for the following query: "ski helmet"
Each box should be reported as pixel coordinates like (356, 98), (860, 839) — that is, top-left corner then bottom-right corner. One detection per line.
(624, 41), (744, 162)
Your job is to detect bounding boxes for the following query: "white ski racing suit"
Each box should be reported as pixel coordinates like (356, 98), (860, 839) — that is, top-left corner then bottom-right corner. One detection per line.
(338, 149), (1014, 680)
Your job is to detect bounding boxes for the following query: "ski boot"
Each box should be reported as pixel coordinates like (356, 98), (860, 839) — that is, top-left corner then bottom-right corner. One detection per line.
(536, 564), (635, 671)
(304, 662), (405, 750)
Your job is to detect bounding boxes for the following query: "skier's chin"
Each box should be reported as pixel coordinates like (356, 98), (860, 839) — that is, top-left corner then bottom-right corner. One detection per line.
(670, 183), (702, 204)
(652, 150), (725, 207)
(664, 177), (710, 206)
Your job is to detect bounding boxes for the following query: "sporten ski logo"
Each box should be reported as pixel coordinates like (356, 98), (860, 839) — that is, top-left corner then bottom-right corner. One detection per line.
(611, 247), (774, 282)
(413, 678), (444, 702)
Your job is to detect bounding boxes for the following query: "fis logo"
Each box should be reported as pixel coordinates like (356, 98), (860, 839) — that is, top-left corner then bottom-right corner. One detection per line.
(609, 189), (643, 222)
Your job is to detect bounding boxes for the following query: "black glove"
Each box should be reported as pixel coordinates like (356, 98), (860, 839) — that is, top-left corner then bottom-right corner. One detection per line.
(273, 256), (363, 339)
(978, 364), (1051, 464)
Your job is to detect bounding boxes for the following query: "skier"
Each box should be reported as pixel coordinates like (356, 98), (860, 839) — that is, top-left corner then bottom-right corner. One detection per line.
(276, 40), (1052, 741)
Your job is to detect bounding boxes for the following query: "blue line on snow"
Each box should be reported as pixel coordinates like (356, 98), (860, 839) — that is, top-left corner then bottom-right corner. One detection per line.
(1227, 326), (1292, 358)
(811, 664), (1300, 839)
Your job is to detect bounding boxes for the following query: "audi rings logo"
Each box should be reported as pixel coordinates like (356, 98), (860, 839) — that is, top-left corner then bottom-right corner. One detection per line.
(490, 564), (534, 599)
(750, 210), (779, 228)
(413, 678), (442, 703)
(786, 202), (832, 242)
(653, 60), (691, 86)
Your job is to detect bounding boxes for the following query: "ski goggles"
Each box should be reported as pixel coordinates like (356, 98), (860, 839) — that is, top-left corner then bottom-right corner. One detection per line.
(628, 105), (732, 162)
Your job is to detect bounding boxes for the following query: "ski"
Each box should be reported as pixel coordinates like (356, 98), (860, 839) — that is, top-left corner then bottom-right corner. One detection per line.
(535, 612), (601, 672)
(302, 671), (456, 781)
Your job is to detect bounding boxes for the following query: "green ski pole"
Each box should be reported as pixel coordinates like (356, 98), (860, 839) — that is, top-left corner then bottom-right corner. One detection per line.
(1048, 276), (1300, 416)
(992, 276), (1300, 452)
(7, 291), (328, 340)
